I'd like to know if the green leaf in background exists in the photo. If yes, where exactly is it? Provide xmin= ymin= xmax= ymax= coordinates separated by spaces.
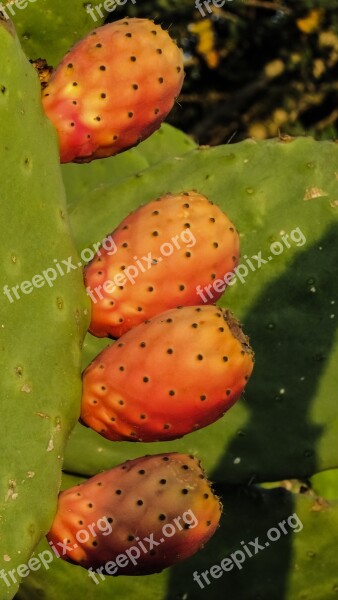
xmin=61 ymin=125 xmax=197 ymax=210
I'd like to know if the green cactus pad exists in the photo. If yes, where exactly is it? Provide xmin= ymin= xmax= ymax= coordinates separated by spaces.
xmin=16 ymin=474 xmax=338 ymax=600
xmin=65 ymin=136 xmax=338 ymax=484
xmin=61 ymin=125 xmax=197 ymax=211
xmin=0 ymin=18 xmax=88 ymax=599
xmin=9 ymin=0 xmax=107 ymax=66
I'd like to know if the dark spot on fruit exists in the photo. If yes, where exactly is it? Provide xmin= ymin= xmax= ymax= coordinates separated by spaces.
xmin=195 ymin=307 xmax=202 ymax=312
xmin=122 ymin=242 xmax=128 ymax=248
xmin=72 ymin=82 xmax=78 ymax=86
xmin=78 ymin=520 xmax=83 ymax=525
xmin=219 ymin=327 xmax=225 ymax=332
xmin=152 ymin=230 xmax=159 ymax=236
xmin=137 ymin=499 xmax=143 ymax=506
xmin=200 ymin=395 xmax=206 ymax=401
xmin=197 ymin=354 xmax=203 ymax=361
xmin=229 ymin=226 xmax=234 ymax=231
xmin=125 ymin=33 xmax=132 ymax=37
xmin=167 ymin=348 xmax=173 ymax=354
xmin=159 ymin=514 xmax=166 ymax=520
xmin=183 ymin=203 xmax=189 ymax=208
xmin=232 ymin=256 xmax=237 ymax=261
xmin=159 ymin=77 xmax=164 ymax=83
xmin=101 ymin=93 xmax=106 ymax=98
xmin=154 ymin=108 xmax=160 ymax=114
xmin=151 ymin=30 xmax=157 ymax=35
xmin=140 ymin=342 xmax=146 ymax=348
xmin=119 ymin=318 xmax=123 ymax=323
xmin=169 ymin=390 xmax=175 ymax=396
xmin=206 ymin=520 xmax=211 ymax=526
xmin=108 ymin=518 xmax=113 ymax=523
xmin=94 ymin=116 xmax=101 ymax=121
xmin=92 ymin=541 xmax=98 ymax=547
xmin=110 ymin=301 xmax=115 ymax=306
xmin=179 ymin=284 xmax=185 ymax=291
xmin=117 ymin=342 xmax=124 ymax=347
xmin=199 ymin=474 xmax=205 ymax=479
xmin=132 ymin=84 xmax=138 ymax=90
xmin=204 ymin=493 xmax=209 ymax=499
xmin=113 ymin=135 xmax=118 ymax=140
xmin=152 ymin=210 xmax=159 ymax=215
xmin=140 ymin=414 xmax=146 ymax=420
xmin=115 ymin=489 xmax=122 ymax=495
xmin=87 ymin=134 xmax=91 ymax=138
xmin=70 ymin=122 xmax=75 ymax=127
xmin=184 ymin=222 xmax=190 ymax=228
xmin=72 ymin=100 xmax=77 ymax=105
xmin=185 ymin=252 xmax=191 ymax=258
xmin=160 ymin=479 xmax=167 ymax=484
xmin=143 ymin=376 xmax=149 ymax=383
xmin=96 ymin=43 xmax=102 ymax=48
xmin=138 ymin=470 xmax=145 ymax=475
xmin=99 ymin=65 xmax=106 ymax=71
xmin=182 ymin=465 xmax=189 ymax=470
xmin=67 ymin=63 xmax=73 ymax=68
xmin=177 ymin=66 xmax=182 ymax=72
xmin=118 ymin=400 xmax=124 ymax=405
xmin=128 ymin=535 xmax=134 ymax=541
xmin=226 ymin=389 xmax=231 ymax=395
xmin=182 ymin=489 xmax=189 ymax=495
xmin=76 ymin=492 xmax=81 ymax=496
xmin=163 ymin=424 xmax=170 ymax=430
xmin=111 ymin=417 xmax=116 ymax=422
xmin=245 ymin=375 xmax=249 ymax=380
xmin=163 ymin=457 xmax=169 ymax=461
xmin=157 ymin=49 xmax=163 ymax=54
xmin=119 ymin=366 xmax=125 ymax=372
xmin=130 ymin=56 xmax=137 ymax=61
xmin=210 ymin=217 xmax=216 ymax=223
xmin=223 ymin=356 xmax=228 ymax=362
xmin=128 ymin=112 xmax=134 ymax=118
xmin=213 ymin=242 xmax=219 ymax=248
xmin=184 ymin=524 xmax=190 ymax=529
xmin=88 ymin=503 xmax=93 ymax=508
xmin=137 ymin=306 xmax=142 ymax=312
xmin=192 ymin=323 xmax=198 ymax=328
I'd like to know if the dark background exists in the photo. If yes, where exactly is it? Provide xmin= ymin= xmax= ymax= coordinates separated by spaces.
xmin=115 ymin=0 xmax=338 ymax=146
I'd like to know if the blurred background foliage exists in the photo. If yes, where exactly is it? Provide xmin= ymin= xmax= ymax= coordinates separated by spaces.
xmin=113 ymin=0 xmax=338 ymax=145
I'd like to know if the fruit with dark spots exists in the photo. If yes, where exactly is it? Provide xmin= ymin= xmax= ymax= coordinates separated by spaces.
xmin=81 ymin=305 xmax=254 ymax=441
xmin=47 ymin=453 xmax=221 ymax=574
xmin=84 ymin=191 xmax=240 ymax=338
xmin=42 ymin=18 xmax=184 ymax=163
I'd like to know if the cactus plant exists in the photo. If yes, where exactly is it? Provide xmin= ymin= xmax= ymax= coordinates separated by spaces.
xmin=1 ymin=5 xmax=337 ymax=600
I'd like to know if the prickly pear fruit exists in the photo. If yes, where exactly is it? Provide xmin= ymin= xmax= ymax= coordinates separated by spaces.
xmin=46 ymin=453 xmax=221 ymax=575
xmin=84 ymin=191 xmax=240 ymax=338
xmin=42 ymin=18 xmax=184 ymax=163
xmin=81 ymin=305 xmax=254 ymax=442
